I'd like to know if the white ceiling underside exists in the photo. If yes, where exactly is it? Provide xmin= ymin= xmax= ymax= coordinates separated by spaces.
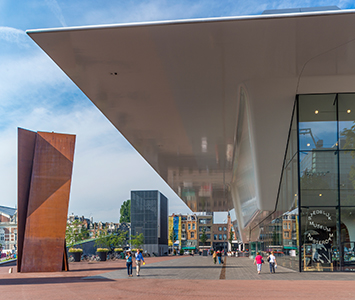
xmin=28 ymin=10 xmax=355 ymax=240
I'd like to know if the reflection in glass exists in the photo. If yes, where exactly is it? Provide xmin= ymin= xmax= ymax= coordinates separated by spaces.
xmin=301 ymin=207 xmax=338 ymax=271
xmin=339 ymin=94 xmax=355 ymax=150
xmin=300 ymin=151 xmax=338 ymax=207
xmin=252 ymin=93 xmax=355 ymax=272
xmin=339 ymin=151 xmax=355 ymax=206
xmin=340 ymin=207 xmax=355 ymax=271
xmin=299 ymin=94 xmax=337 ymax=150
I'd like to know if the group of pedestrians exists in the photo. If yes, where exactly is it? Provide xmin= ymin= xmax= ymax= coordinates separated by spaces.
xmin=125 ymin=249 xmax=145 ymax=277
xmin=254 ymin=251 xmax=277 ymax=274
xmin=212 ymin=250 xmax=224 ymax=264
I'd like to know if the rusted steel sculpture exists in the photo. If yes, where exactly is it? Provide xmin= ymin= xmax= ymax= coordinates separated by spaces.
xmin=18 ymin=128 xmax=75 ymax=272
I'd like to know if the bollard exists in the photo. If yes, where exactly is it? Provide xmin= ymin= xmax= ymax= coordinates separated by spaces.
xmin=9 ymin=267 xmax=13 ymax=273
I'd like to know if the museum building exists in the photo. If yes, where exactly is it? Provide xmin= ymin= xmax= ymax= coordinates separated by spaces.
xmin=27 ymin=6 xmax=355 ymax=271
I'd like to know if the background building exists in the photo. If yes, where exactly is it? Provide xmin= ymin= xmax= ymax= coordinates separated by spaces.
xmin=169 ymin=214 xmax=181 ymax=251
xmin=0 ymin=206 xmax=17 ymax=254
xmin=169 ymin=214 xmax=198 ymax=252
xmin=131 ymin=190 xmax=168 ymax=256
xmin=212 ymin=223 xmax=228 ymax=252
xmin=185 ymin=214 xmax=198 ymax=251
xmin=197 ymin=213 xmax=213 ymax=250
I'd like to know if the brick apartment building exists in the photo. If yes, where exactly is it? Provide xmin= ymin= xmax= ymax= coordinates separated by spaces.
xmin=0 ymin=206 xmax=17 ymax=254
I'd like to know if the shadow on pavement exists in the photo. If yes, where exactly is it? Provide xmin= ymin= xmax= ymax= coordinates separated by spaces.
xmin=0 ymin=276 xmax=114 ymax=285
xmin=69 ymin=266 xmax=124 ymax=272
xmin=143 ymin=265 xmax=239 ymax=269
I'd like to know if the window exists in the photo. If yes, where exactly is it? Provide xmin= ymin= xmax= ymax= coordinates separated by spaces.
xmin=192 ymin=223 xmax=195 ymax=230
xmin=219 ymin=234 xmax=222 ymax=240
xmin=218 ymin=227 xmax=222 ymax=231
xmin=190 ymin=232 xmax=195 ymax=238
xmin=0 ymin=229 xmax=4 ymax=242
xmin=214 ymin=234 xmax=218 ymax=240
xmin=288 ymin=223 xmax=290 ymax=229
xmin=283 ymin=223 xmax=287 ymax=230
xmin=182 ymin=224 xmax=185 ymax=230
xmin=199 ymin=219 xmax=210 ymax=224
xmin=223 ymin=227 xmax=227 ymax=231
xmin=188 ymin=224 xmax=191 ymax=230
xmin=223 ymin=234 xmax=227 ymax=240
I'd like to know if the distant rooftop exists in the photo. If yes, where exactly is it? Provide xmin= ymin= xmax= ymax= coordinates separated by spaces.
xmin=0 ymin=205 xmax=17 ymax=217
xmin=262 ymin=6 xmax=340 ymax=15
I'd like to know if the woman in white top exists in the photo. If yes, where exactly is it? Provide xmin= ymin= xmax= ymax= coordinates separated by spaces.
xmin=268 ymin=251 xmax=277 ymax=273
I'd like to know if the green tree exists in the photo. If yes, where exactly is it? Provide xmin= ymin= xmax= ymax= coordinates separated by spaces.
xmin=65 ymin=220 xmax=90 ymax=247
xmin=200 ymin=227 xmax=208 ymax=246
xmin=169 ymin=230 xmax=177 ymax=244
xmin=130 ymin=233 xmax=144 ymax=249
xmin=228 ymin=228 xmax=234 ymax=245
xmin=95 ymin=229 xmax=127 ymax=250
xmin=120 ymin=200 xmax=131 ymax=223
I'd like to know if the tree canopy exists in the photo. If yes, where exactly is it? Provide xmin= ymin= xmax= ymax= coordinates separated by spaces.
xmin=120 ymin=199 xmax=131 ymax=223
xmin=228 ymin=228 xmax=234 ymax=244
xmin=200 ymin=227 xmax=208 ymax=245
xmin=65 ymin=220 xmax=90 ymax=247
xmin=95 ymin=229 xmax=127 ymax=250
xmin=130 ymin=233 xmax=144 ymax=249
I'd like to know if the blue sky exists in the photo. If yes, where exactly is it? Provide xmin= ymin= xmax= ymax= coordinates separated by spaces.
xmin=1 ymin=0 xmax=355 ymax=222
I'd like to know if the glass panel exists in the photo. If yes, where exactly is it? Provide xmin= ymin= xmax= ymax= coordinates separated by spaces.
xmin=338 ymin=94 xmax=355 ymax=150
xmin=301 ymin=207 xmax=338 ymax=271
xmin=286 ymin=105 xmax=298 ymax=164
xmin=340 ymin=207 xmax=355 ymax=271
xmin=300 ymin=151 xmax=338 ymax=206
xmin=339 ymin=151 xmax=355 ymax=206
xmin=299 ymin=94 xmax=337 ymax=150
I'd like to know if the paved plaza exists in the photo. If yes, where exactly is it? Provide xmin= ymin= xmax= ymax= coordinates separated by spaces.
xmin=1 ymin=255 xmax=355 ymax=299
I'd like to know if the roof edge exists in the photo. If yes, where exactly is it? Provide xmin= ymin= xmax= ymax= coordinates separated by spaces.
xmin=26 ymin=8 xmax=355 ymax=35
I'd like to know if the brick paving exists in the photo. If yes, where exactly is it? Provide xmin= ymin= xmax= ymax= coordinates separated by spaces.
xmin=1 ymin=255 xmax=355 ymax=299
xmin=86 ymin=255 xmax=355 ymax=281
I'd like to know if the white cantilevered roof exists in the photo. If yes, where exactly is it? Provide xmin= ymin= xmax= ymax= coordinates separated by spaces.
xmin=27 ymin=9 xmax=355 ymax=238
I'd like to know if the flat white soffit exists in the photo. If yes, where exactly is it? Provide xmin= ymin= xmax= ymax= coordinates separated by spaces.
xmin=27 ymin=10 xmax=355 ymax=216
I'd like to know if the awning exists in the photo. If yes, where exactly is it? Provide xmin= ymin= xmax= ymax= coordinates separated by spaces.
xmin=182 ymin=247 xmax=196 ymax=250
xmin=283 ymin=246 xmax=297 ymax=250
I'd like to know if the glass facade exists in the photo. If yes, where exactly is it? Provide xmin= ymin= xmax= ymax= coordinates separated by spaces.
xmin=131 ymin=190 xmax=168 ymax=246
xmin=299 ymin=94 xmax=355 ymax=271
xmin=251 ymin=93 xmax=355 ymax=272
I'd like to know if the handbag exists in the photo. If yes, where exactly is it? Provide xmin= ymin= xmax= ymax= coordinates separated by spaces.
xmin=267 ymin=257 xmax=270 ymax=262
xmin=261 ymin=259 xmax=264 ymax=263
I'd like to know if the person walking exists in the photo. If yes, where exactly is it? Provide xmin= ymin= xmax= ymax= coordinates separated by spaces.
xmin=212 ymin=250 xmax=217 ymax=264
xmin=126 ymin=251 xmax=133 ymax=277
xmin=135 ymin=249 xmax=145 ymax=277
xmin=254 ymin=251 xmax=264 ymax=274
xmin=217 ymin=250 xmax=222 ymax=264
xmin=267 ymin=251 xmax=277 ymax=273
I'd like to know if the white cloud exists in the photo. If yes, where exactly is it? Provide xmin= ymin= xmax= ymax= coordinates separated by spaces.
xmin=45 ymin=0 xmax=67 ymax=27
xmin=0 ymin=27 xmax=29 ymax=46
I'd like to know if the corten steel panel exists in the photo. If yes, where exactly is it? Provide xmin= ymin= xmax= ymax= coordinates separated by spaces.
xmin=18 ymin=129 xmax=75 ymax=272
xmin=17 ymin=128 xmax=37 ymax=272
